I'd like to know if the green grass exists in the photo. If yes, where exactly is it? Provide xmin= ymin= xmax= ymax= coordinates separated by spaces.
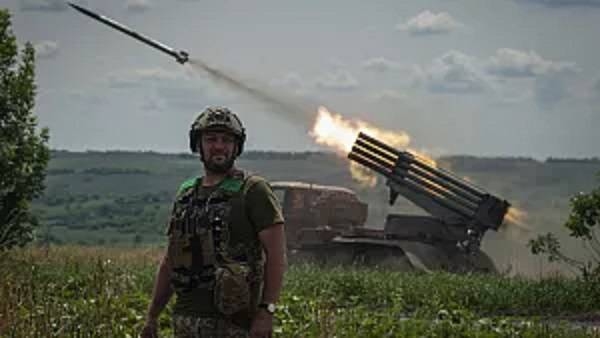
xmin=1 ymin=246 xmax=599 ymax=337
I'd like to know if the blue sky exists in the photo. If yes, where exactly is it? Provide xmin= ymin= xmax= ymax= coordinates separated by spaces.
xmin=5 ymin=0 xmax=600 ymax=158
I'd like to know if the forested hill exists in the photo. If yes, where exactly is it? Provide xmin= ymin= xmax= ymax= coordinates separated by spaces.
xmin=35 ymin=150 xmax=600 ymax=275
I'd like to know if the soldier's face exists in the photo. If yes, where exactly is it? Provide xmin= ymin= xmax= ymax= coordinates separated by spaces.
xmin=200 ymin=131 xmax=237 ymax=173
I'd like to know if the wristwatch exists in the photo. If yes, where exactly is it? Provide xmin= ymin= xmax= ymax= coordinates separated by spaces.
xmin=258 ymin=302 xmax=276 ymax=315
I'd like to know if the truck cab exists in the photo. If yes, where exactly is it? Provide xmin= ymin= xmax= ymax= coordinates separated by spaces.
xmin=270 ymin=181 xmax=368 ymax=249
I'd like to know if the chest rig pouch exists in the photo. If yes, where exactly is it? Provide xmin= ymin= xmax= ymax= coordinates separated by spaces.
xmin=168 ymin=172 xmax=258 ymax=316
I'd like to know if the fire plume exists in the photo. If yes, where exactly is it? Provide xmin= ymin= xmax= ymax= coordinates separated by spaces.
xmin=505 ymin=207 xmax=528 ymax=228
xmin=310 ymin=106 xmax=411 ymax=154
xmin=501 ymin=206 xmax=531 ymax=242
xmin=349 ymin=162 xmax=378 ymax=187
xmin=309 ymin=106 xmax=436 ymax=186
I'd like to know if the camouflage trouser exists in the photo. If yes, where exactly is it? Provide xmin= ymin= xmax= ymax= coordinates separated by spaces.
xmin=172 ymin=314 xmax=249 ymax=338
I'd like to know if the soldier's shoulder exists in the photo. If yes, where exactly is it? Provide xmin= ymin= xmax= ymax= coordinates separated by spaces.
xmin=218 ymin=170 xmax=266 ymax=194
xmin=176 ymin=176 xmax=199 ymax=196
xmin=242 ymin=173 xmax=276 ymax=196
xmin=245 ymin=173 xmax=267 ymax=185
xmin=238 ymin=170 xmax=266 ymax=184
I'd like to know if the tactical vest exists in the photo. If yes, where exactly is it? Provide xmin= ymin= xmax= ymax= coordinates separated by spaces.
xmin=167 ymin=171 xmax=264 ymax=315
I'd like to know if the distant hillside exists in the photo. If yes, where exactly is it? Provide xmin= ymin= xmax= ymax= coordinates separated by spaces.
xmin=33 ymin=150 xmax=600 ymax=276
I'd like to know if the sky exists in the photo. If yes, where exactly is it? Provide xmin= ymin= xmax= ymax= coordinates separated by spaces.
xmin=4 ymin=0 xmax=600 ymax=158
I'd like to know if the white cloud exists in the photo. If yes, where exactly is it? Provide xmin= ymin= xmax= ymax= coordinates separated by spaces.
xmin=396 ymin=10 xmax=462 ymax=35
xmin=269 ymin=72 xmax=308 ymax=95
xmin=485 ymin=49 xmax=579 ymax=107
xmin=486 ymin=48 xmax=579 ymax=78
xmin=362 ymin=57 xmax=401 ymax=72
xmin=408 ymin=48 xmax=580 ymax=106
xmin=490 ymin=78 xmax=534 ymax=104
xmin=413 ymin=50 xmax=489 ymax=94
xmin=19 ymin=0 xmax=69 ymax=11
xmin=104 ymin=67 xmax=230 ymax=112
xmin=314 ymin=69 xmax=359 ymax=91
xmin=125 ymin=0 xmax=151 ymax=13
xmin=410 ymin=49 xmax=578 ymax=107
xmin=34 ymin=40 xmax=59 ymax=59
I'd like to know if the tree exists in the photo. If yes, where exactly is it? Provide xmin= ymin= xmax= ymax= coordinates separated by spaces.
xmin=528 ymin=172 xmax=600 ymax=278
xmin=0 ymin=9 xmax=50 ymax=250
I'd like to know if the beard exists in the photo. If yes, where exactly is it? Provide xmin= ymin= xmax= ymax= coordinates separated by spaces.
xmin=202 ymin=153 xmax=235 ymax=174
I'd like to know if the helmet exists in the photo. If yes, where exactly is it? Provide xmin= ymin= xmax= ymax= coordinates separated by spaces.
xmin=189 ymin=106 xmax=246 ymax=156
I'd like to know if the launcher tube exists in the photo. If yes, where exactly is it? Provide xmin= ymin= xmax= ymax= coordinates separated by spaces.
xmin=354 ymin=138 xmax=483 ymax=205
xmin=349 ymin=152 xmax=475 ymax=219
xmin=357 ymin=132 xmax=486 ymax=199
xmin=391 ymin=166 xmax=479 ymax=212
xmin=408 ymin=157 xmax=486 ymax=199
xmin=347 ymin=153 xmax=392 ymax=177
xmin=397 ymin=163 xmax=482 ymax=206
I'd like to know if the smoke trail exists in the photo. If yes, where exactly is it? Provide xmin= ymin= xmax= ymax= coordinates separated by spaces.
xmin=187 ymin=58 xmax=317 ymax=128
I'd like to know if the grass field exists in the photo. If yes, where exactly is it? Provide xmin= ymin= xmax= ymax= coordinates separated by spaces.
xmin=1 ymin=246 xmax=599 ymax=337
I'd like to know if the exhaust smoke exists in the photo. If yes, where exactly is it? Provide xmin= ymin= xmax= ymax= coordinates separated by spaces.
xmin=187 ymin=58 xmax=317 ymax=129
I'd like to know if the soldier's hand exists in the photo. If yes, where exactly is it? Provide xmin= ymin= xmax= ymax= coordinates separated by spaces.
xmin=139 ymin=319 xmax=158 ymax=338
xmin=250 ymin=310 xmax=273 ymax=338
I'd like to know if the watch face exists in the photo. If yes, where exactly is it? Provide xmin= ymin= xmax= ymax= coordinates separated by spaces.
xmin=260 ymin=303 xmax=276 ymax=314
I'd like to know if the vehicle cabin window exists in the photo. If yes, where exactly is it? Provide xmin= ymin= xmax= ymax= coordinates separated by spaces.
xmin=273 ymin=188 xmax=287 ymax=206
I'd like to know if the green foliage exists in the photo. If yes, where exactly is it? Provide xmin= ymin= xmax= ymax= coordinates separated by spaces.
xmin=529 ymin=172 xmax=600 ymax=277
xmin=529 ymin=233 xmax=572 ymax=264
xmin=1 ymin=247 xmax=597 ymax=337
xmin=0 ymin=9 xmax=50 ymax=250
xmin=564 ymin=185 xmax=600 ymax=240
xmin=0 ymin=247 xmax=165 ymax=337
xmin=275 ymin=265 xmax=600 ymax=337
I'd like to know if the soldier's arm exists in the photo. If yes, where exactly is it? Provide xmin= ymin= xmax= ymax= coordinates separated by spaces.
xmin=245 ymin=178 xmax=287 ymax=305
xmin=258 ymin=223 xmax=287 ymax=305
xmin=144 ymin=250 xmax=174 ymax=326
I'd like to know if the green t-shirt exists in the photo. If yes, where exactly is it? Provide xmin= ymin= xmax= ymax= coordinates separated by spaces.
xmin=169 ymin=174 xmax=284 ymax=319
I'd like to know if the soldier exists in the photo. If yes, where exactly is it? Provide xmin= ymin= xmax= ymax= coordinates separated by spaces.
xmin=140 ymin=106 xmax=287 ymax=338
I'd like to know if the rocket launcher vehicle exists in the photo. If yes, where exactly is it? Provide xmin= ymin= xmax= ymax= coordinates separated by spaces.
xmin=348 ymin=132 xmax=511 ymax=252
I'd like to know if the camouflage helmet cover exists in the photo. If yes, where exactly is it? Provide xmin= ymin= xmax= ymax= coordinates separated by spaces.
xmin=189 ymin=106 xmax=246 ymax=155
